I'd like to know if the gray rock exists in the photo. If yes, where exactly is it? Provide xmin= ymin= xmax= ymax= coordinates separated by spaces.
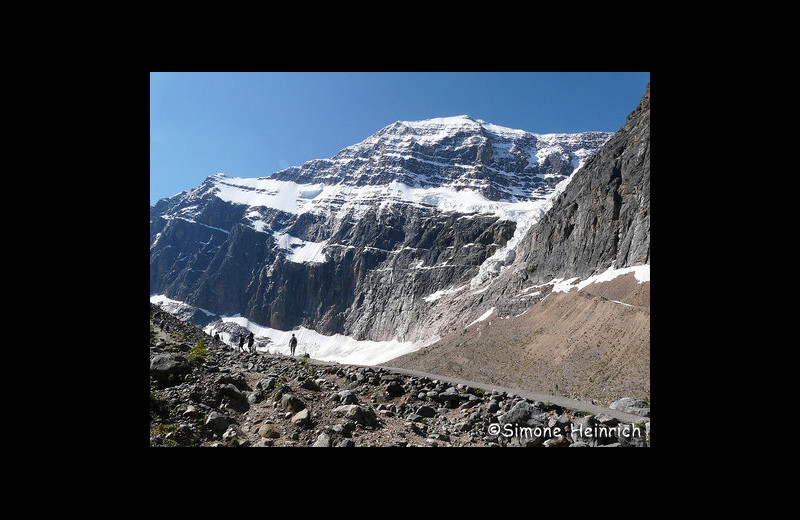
xmin=299 ymin=378 xmax=320 ymax=391
xmin=281 ymin=393 xmax=305 ymax=413
xmin=594 ymin=412 xmax=620 ymax=426
xmin=438 ymin=387 xmax=462 ymax=402
xmin=543 ymin=435 xmax=570 ymax=447
xmin=385 ymin=381 xmax=405 ymax=397
xmin=498 ymin=401 xmax=548 ymax=427
xmin=204 ymin=411 xmax=230 ymax=432
xmin=290 ymin=408 xmax=312 ymax=427
xmin=257 ymin=377 xmax=276 ymax=392
xmin=609 ymin=397 xmax=650 ymax=417
xmin=337 ymin=390 xmax=358 ymax=404
xmin=453 ymin=421 xmax=471 ymax=432
xmin=332 ymin=404 xmax=378 ymax=426
xmin=258 ymin=422 xmax=281 ymax=439
xmin=222 ymin=426 xmax=239 ymax=443
xmin=312 ymin=433 xmax=331 ymax=447
xmin=415 ymin=405 xmax=436 ymax=418
xmin=150 ymin=353 xmax=190 ymax=381
xmin=182 ymin=405 xmax=201 ymax=418
xmin=548 ymin=413 xmax=572 ymax=430
xmin=219 ymin=383 xmax=243 ymax=400
xmin=332 ymin=421 xmax=356 ymax=436
xmin=515 ymin=84 xmax=650 ymax=286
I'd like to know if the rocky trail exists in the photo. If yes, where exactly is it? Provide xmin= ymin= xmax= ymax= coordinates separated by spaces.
xmin=150 ymin=304 xmax=650 ymax=447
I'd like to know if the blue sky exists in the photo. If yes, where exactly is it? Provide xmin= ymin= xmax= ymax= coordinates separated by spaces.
xmin=150 ymin=72 xmax=650 ymax=205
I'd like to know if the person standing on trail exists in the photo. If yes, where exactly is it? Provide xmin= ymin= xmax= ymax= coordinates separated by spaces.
xmin=289 ymin=334 xmax=298 ymax=356
xmin=213 ymin=331 xmax=220 ymax=349
xmin=237 ymin=334 xmax=245 ymax=353
xmin=247 ymin=331 xmax=255 ymax=353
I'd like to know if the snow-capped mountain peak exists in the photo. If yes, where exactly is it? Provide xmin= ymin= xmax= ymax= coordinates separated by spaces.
xmin=269 ymin=115 xmax=611 ymax=202
xmin=150 ymin=115 xmax=614 ymax=350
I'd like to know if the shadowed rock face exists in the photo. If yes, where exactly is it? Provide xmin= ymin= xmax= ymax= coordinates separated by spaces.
xmin=517 ymin=83 xmax=650 ymax=283
xmin=150 ymin=116 xmax=611 ymax=342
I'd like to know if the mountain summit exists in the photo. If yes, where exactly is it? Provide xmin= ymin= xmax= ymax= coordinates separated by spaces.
xmin=150 ymin=115 xmax=613 ymax=362
xmin=270 ymin=114 xmax=611 ymax=202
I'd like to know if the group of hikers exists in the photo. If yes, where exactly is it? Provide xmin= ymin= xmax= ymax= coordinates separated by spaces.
xmin=154 ymin=308 xmax=297 ymax=356
xmin=210 ymin=330 xmax=298 ymax=356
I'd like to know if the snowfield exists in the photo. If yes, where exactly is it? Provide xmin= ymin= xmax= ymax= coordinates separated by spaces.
xmin=151 ymin=294 xmax=427 ymax=365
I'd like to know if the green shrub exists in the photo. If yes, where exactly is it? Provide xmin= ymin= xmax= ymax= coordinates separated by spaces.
xmin=187 ymin=339 xmax=208 ymax=366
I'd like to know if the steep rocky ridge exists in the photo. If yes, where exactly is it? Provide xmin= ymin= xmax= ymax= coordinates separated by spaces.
xmin=515 ymin=83 xmax=650 ymax=282
xmin=405 ymin=83 xmax=650 ymax=339
xmin=385 ymin=84 xmax=650 ymax=404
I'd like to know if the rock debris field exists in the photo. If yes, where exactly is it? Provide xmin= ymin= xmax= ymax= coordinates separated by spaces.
xmin=150 ymin=304 xmax=650 ymax=447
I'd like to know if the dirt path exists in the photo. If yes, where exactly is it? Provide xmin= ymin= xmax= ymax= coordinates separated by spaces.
xmin=306 ymin=357 xmax=649 ymax=424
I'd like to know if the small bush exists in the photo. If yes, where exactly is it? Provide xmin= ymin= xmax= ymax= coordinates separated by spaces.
xmin=187 ymin=339 xmax=208 ymax=366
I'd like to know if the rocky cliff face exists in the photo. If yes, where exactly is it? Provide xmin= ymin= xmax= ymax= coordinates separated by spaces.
xmin=150 ymin=116 xmax=611 ymax=343
xmin=383 ymin=85 xmax=650 ymax=405
xmin=398 ymin=84 xmax=650 ymax=344
xmin=516 ymin=83 xmax=650 ymax=283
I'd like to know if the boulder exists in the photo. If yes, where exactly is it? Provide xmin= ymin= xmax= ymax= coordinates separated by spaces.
xmin=281 ymin=393 xmax=305 ymax=413
xmin=150 ymin=353 xmax=190 ymax=381
xmin=415 ymin=405 xmax=436 ymax=418
xmin=290 ymin=409 xmax=312 ymax=428
xmin=219 ymin=383 xmax=244 ymax=400
xmin=299 ymin=378 xmax=320 ymax=391
xmin=312 ymin=432 xmax=331 ymax=447
xmin=204 ymin=411 xmax=230 ymax=432
xmin=257 ymin=377 xmax=276 ymax=392
xmin=609 ymin=397 xmax=650 ymax=417
xmin=438 ymin=387 xmax=462 ymax=402
xmin=333 ymin=404 xmax=378 ymax=426
xmin=337 ymin=390 xmax=358 ymax=405
xmin=258 ymin=422 xmax=281 ymax=439
xmin=385 ymin=381 xmax=406 ymax=397
xmin=498 ymin=401 xmax=548 ymax=427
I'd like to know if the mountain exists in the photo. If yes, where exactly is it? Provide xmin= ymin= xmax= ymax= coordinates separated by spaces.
xmin=384 ymin=84 xmax=650 ymax=403
xmin=150 ymin=115 xmax=613 ymax=361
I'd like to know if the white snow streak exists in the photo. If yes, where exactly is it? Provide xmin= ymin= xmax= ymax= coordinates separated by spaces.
xmin=465 ymin=307 xmax=495 ymax=328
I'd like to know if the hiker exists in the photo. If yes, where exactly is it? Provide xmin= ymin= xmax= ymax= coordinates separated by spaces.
xmin=237 ymin=334 xmax=245 ymax=353
xmin=213 ymin=331 xmax=220 ymax=349
xmin=289 ymin=333 xmax=298 ymax=356
xmin=159 ymin=319 xmax=165 ymax=332
xmin=247 ymin=331 xmax=255 ymax=353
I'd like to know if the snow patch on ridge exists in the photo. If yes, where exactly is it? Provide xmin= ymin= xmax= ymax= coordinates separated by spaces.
xmin=549 ymin=264 xmax=650 ymax=293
